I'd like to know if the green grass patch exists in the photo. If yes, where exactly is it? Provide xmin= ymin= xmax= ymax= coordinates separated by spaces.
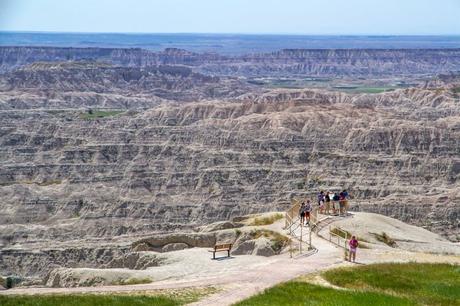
xmin=235 ymin=281 xmax=414 ymax=306
xmin=237 ymin=263 xmax=459 ymax=306
xmin=79 ymin=110 xmax=125 ymax=120
xmin=0 ymin=286 xmax=218 ymax=306
xmin=250 ymin=213 xmax=284 ymax=226
xmin=352 ymin=87 xmax=396 ymax=94
xmin=322 ymin=263 xmax=460 ymax=306
xmin=0 ymin=294 xmax=180 ymax=306
xmin=452 ymin=86 xmax=460 ymax=94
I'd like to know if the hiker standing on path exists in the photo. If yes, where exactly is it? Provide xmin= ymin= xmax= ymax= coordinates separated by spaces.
xmin=317 ymin=191 xmax=325 ymax=214
xmin=339 ymin=189 xmax=350 ymax=215
xmin=339 ymin=190 xmax=347 ymax=215
xmin=324 ymin=191 xmax=331 ymax=215
xmin=332 ymin=192 xmax=340 ymax=215
xmin=348 ymin=236 xmax=358 ymax=262
xmin=304 ymin=200 xmax=312 ymax=225
xmin=299 ymin=202 xmax=306 ymax=225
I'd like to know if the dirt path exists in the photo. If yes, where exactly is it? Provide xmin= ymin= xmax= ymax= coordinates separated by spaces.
xmin=1 ymin=234 xmax=343 ymax=305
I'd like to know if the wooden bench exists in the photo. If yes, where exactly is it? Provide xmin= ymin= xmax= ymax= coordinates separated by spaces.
xmin=209 ymin=243 xmax=232 ymax=259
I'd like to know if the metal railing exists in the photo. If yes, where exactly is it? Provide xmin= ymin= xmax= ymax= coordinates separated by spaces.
xmin=328 ymin=225 xmax=348 ymax=249
xmin=285 ymin=197 xmax=320 ymax=255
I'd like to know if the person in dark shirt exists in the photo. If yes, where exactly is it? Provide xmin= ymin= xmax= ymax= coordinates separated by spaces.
xmin=304 ymin=200 xmax=312 ymax=225
xmin=325 ymin=191 xmax=331 ymax=214
xmin=317 ymin=191 xmax=325 ymax=214
xmin=299 ymin=202 xmax=306 ymax=225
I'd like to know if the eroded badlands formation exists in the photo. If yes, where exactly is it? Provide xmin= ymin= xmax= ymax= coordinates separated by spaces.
xmin=0 ymin=46 xmax=459 ymax=283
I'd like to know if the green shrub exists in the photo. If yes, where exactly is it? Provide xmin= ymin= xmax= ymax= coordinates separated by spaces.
xmin=5 ymin=277 xmax=12 ymax=289
xmin=111 ymin=277 xmax=152 ymax=286
xmin=250 ymin=213 xmax=284 ymax=226
xmin=372 ymin=232 xmax=397 ymax=247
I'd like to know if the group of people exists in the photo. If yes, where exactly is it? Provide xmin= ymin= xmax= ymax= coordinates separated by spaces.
xmin=298 ymin=189 xmax=351 ymax=223
xmin=297 ymin=189 xmax=358 ymax=262
xmin=317 ymin=190 xmax=350 ymax=216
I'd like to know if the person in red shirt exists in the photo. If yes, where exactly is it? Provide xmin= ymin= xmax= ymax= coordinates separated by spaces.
xmin=349 ymin=236 xmax=358 ymax=262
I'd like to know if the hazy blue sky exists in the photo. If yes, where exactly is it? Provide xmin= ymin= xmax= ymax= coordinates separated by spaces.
xmin=1 ymin=0 xmax=459 ymax=35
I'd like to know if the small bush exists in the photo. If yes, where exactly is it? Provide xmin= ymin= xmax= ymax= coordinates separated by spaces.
xmin=373 ymin=232 xmax=397 ymax=247
xmin=5 ymin=277 xmax=13 ymax=289
xmin=250 ymin=213 xmax=284 ymax=226
xmin=111 ymin=277 xmax=152 ymax=286
xmin=249 ymin=229 xmax=291 ymax=252
xmin=37 ymin=179 xmax=62 ymax=186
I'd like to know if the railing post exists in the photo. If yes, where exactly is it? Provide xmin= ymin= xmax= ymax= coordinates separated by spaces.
xmin=300 ymin=222 xmax=303 ymax=254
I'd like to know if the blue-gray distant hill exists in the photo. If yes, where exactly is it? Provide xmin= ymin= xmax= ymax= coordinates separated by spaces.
xmin=2 ymin=32 xmax=460 ymax=55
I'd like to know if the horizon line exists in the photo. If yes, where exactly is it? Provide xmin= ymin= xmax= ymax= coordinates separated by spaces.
xmin=1 ymin=30 xmax=460 ymax=37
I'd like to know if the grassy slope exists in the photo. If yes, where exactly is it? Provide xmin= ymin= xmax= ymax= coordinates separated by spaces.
xmin=323 ymin=263 xmax=460 ymax=306
xmin=236 ymin=263 xmax=460 ymax=306
xmin=0 ymin=287 xmax=217 ymax=306
xmin=236 ymin=282 xmax=414 ymax=306
xmin=0 ymin=295 xmax=182 ymax=306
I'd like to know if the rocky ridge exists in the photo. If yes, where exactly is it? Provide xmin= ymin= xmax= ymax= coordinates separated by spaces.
xmin=2 ymin=46 xmax=460 ymax=77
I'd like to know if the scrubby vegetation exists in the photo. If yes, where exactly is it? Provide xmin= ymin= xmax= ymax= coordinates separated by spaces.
xmin=237 ymin=263 xmax=460 ymax=306
xmin=110 ymin=277 xmax=152 ymax=286
xmin=372 ymin=232 xmax=397 ymax=247
xmin=0 ymin=276 xmax=21 ymax=289
xmin=250 ymin=213 xmax=284 ymax=226
xmin=248 ymin=229 xmax=291 ymax=252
